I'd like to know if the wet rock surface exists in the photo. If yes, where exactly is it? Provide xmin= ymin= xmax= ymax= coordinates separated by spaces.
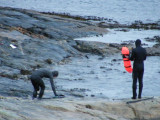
xmin=0 ymin=7 xmax=160 ymax=120
xmin=0 ymin=96 xmax=160 ymax=120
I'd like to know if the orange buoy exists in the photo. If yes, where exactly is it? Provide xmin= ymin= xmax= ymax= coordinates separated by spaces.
xmin=121 ymin=47 xmax=133 ymax=73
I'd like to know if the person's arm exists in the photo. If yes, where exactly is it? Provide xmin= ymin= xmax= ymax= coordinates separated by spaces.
xmin=144 ymin=49 xmax=147 ymax=60
xmin=129 ymin=49 xmax=135 ymax=61
xmin=50 ymin=79 xmax=58 ymax=96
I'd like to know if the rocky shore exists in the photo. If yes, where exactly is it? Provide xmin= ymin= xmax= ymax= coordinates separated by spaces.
xmin=0 ymin=7 xmax=160 ymax=120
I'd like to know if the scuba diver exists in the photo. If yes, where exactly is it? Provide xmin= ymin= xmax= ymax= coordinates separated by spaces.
xmin=30 ymin=69 xmax=59 ymax=99
xmin=129 ymin=39 xmax=147 ymax=99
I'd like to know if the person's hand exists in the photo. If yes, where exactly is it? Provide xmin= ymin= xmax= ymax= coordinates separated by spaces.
xmin=55 ymin=94 xmax=65 ymax=98
xmin=57 ymin=94 xmax=65 ymax=97
xmin=125 ymin=55 xmax=129 ymax=59
xmin=122 ymin=55 xmax=129 ymax=58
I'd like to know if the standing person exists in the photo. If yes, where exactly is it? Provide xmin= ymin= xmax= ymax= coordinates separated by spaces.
xmin=130 ymin=39 xmax=147 ymax=99
xmin=30 ymin=69 xmax=59 ymax=99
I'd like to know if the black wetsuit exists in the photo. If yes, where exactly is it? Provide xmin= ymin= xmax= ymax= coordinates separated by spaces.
xmin=30 ymin=69 xmax=57 ymax=99
xmin=130 ymin=42 xmax=147 ymax=99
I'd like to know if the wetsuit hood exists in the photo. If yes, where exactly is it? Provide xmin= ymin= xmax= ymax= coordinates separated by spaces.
xmin=135 ymin=39 xmax=141 ymax=47
xmin=52 ymin=71 xmax=58 ymax=77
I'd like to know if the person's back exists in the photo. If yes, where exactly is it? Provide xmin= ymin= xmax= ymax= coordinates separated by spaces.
xmin=131 ymin=45 xmax=146 ymax=70
xmin=31 ymin=69 xmax=53 ymax=80
xmin=130 ymin=39 xmax=147 ymax=99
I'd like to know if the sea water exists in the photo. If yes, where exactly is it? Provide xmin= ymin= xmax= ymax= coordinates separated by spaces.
xmin=54 ymin=55 xmax=160 ymax=99
xmin=0 ymin=0 xmax=160 ymax=24
xmin=76 ymin=28 xmax=160 ymax=47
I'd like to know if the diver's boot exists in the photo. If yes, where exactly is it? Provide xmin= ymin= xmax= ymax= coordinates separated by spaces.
xmin=131 ymin=96 xmax=136 ymax=99
xmin=138 ymin=96 xmax=141 ymax=99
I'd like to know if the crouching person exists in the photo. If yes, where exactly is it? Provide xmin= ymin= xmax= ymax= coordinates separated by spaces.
xmin=30 ymin=69 xmax=59 ymax=99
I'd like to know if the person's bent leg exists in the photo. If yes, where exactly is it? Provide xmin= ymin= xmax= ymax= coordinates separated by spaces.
xmin=33 ymin=90 xmax=38 ymax=99
xmin=38 ymin=80 xmax=45 ymax=99
xmin=31 ymin=78 xmax=39 ymax=99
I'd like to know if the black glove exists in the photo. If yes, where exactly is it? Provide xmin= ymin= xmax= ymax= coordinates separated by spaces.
xmin=55 ymin=94 xmax=65 ymax=98
xmin=122 ymin=54 xmax=129 ymax=58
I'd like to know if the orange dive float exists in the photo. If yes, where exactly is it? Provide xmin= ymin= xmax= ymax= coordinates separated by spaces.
xmin=121 ymin=47 xmax=133 ymax=73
